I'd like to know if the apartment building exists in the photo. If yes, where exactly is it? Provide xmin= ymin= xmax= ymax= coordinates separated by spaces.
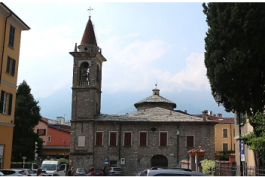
xmin=0 ymin=3 xmax=30 ymax=169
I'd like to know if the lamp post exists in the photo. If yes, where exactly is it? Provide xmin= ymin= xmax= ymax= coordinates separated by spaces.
xmin=176 ymin=128 xmax=179 ymax=167
xmin=63 ymin=140 xmax=66 ymax=158
xmin=214 ymin=92 xmax=242 ymax=176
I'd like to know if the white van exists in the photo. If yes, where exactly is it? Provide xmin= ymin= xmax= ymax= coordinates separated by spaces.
xmin=32 ymin=160 xmax=67 ymax=176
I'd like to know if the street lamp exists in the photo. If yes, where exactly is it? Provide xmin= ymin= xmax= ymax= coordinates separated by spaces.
xmin=63 ymin=140 xmax=66 ymax=158
xmin=213 ymin=92 xmax=243 ymax=176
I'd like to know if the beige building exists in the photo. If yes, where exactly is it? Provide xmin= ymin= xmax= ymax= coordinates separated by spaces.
xmin=234 ymin=112 xmax=255 ymax=167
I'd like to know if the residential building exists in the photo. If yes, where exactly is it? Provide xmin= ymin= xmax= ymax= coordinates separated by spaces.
xmin=33 ymin=117 xmax=70 ymax=159
xmin=69 ymin=15 xmax=217 ymax=175
xmin=194 ymin=112 xmax=235 ymax=160
xmin=234 ymin=112 xmax=255 ymax=167
xmin=0 ymin=3 xmax=30 ymax=169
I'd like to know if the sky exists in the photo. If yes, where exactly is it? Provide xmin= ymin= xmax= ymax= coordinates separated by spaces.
xmin=5 ymin=2 xmax=235 ymax=120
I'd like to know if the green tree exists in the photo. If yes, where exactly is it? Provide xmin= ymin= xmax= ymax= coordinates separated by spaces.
xmin=12 ymin=80 xmax=43 ymax=161
xmin=203 ymin=3 xmax=265 ymax=167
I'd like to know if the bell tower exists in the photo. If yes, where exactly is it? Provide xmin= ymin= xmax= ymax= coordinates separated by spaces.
xmin=69 ymin=14 xmax=106 ymax=168
xmin=70 ymin=15 xmax=106 ymax=120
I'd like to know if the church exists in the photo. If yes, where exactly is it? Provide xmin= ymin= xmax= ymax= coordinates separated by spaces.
xmin=69 ymin=15 xmax=217 ymax=176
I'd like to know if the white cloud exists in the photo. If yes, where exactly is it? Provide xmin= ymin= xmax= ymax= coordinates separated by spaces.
xmin=102 ymin=37 xmax=210 ymax=93
xmin=17 ymin=24 xmax=75 ymax=98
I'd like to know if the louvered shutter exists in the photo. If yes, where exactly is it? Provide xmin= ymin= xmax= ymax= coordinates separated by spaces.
xmin=6 ymin=57 xmax=11 ymax=73
xmin=8 ymin=93 xmax=12 ymax=115
xmin=0 ymin=91 xmax=5 ymax=113
xmin=11 ymin=59 xmax=16 ymax=76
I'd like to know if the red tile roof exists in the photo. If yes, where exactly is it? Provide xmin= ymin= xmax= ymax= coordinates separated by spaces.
xmin=81 ymin=18 xmax=97 ymax=46
xmin=193 ymin=114 xmax=234 ymax=124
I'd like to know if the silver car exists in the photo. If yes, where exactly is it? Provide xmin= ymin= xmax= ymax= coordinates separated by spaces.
xmin=0 ymin=169 xmax=26 ymax=176
xmin=147 ymin=169 xmax=208 ymax=176
xmin=107 ymin=167 xmax=123 ymax=176
xmin=12 ymin=169 xmax=35 ymax=176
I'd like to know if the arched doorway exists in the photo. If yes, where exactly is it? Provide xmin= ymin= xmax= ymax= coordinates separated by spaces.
xmin=151 ymin=155 xmax=168 ymax=167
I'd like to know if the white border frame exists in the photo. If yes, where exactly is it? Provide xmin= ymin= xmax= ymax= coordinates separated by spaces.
xmin=222 ymin=128 xmax=228 ymax=138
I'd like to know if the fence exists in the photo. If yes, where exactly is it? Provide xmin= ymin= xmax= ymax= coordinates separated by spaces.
xmin=215 ymin=162 xmax=265 ymax=176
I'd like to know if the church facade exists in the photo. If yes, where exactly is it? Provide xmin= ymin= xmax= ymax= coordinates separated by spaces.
xmin=69 ymin=16 xmax=217 ymax=176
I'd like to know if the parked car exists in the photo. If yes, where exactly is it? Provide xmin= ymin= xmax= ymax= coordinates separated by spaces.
xmin=0 ymin=172 xmax=4 ymax=176
xmin=74 ymin=168 xmax=87 ymax=176
xmin=136 ymin=170 xmax=147 ymax=176
xmin=147 ymin=168 xmax=208 ymax=176
xmin=106 ymin=167 xmax=123 ymax=176
xmin=94 ymin=169 xmax=104 ymax=176
xmin=11 ymin=168 xmax=35 ymax=176
xmin=0 ymin=169 xmax=26 ymax=176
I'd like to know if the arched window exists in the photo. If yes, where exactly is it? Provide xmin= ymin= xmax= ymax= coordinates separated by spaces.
xmin=80 ymin=62 xmax=89 ymax=85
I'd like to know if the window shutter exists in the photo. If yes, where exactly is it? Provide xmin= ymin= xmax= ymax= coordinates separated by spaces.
xmin=160 ymin=132 xmax=167 ymax=146
xmin=124 ymin=132 xmax=131 ymax=146
xmin=11 ymin=59 xmax=16 ymax=76
xmin=8 ymin=93 xmax=12 ymax=115
xmin=140 ymin=132 xmax=147 ymax=146
xmin=187 ymin=136 xmax=194 ymax=147
xmin=0 ymin=91 xmax=5 ymax=113
xmin=96 ymin=132 xmax=103 ymax=146
xmin=110 ymin=132 xmax=117 ymax=146
xmin=6 ymin=57 xmax=11 ymax=73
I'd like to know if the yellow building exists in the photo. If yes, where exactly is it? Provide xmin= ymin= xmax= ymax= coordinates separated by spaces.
xmin=0 ymin=3 xmax=30 ymax=169
xmin=194 ymin=111 xmax=235 ymax=159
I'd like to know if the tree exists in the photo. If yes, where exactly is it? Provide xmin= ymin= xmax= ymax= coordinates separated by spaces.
xmin=12 ymin=80 xmax=43 ymax=161
xmin=203 ymin=3 xmax=265 ymax=167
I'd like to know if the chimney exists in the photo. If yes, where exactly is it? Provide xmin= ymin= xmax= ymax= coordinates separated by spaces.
xmin=204 ymin=110 xmax=208 ymax=115
xmin=210 ymin=111 xmax=212 ymax=116
xmin=202 ymin=110 xmax=207 ymax=121
xmin=218 ymin=113 xmax=222 ymax=117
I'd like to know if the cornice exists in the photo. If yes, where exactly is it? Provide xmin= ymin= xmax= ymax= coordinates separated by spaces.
xmin=0 ymin=121 xmax=14 ymax=127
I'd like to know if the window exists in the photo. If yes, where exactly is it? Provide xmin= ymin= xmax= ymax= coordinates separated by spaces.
xmin=233 ymin=129 xmax=235 ymax=137
xmin=223 ymin=129 xmax=228 ymax=138
xmin=159 ymin=132 xmax=167 ymax=146
xmin=223 ymin=143 xmax=228 ymax=151
xmin=0 ymin=90 xmax=13 ymax=115
xmin=187 ymin=136 xmax=194 ymax=147
xmin=124 ymin=132 xmax=131 ymax=147
xmin=47 ymin=136 xmax=51 ymax=142
xmin=6 ymin=56 xmax=16 ymax=76
xmin=37 ymin=129 xmax=46 ymax=136
xmin=78 ymin=136 xmax=85 ymax=147
xmin=139 ymin=132 xmax=147 ymax=146
xmin=109 ymin=132 xmax=117 ymax=146
xmin=8 ymin=25 xmax=15 ymax=48
xmin=96 ymin=132 xmax=103 ymax=146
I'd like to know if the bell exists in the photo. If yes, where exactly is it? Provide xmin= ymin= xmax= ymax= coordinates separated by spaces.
xmin=82 ymin=73 xmax=87 ymax=77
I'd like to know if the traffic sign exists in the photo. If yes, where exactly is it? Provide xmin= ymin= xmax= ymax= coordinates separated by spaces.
xmin=104 ymin=157 xmax=108 ymax=164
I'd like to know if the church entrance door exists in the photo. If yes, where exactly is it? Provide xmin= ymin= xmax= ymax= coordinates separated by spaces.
xmin=151 ymin=155 xmax=168 ymax=167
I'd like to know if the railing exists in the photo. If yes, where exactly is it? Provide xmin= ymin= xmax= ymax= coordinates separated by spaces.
xmin=214 ymin=163 xmax=265 ymax=176
xmin=79 ymin=81 xmax=89 ymax=86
